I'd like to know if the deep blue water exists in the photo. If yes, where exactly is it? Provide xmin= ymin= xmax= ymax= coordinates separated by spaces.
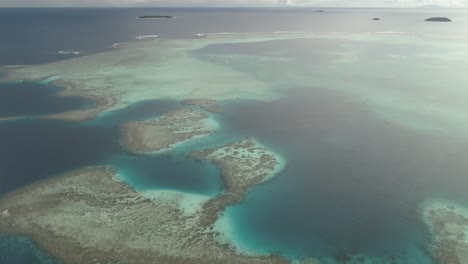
xmin=1 ymin=7 xmax=467 ymax=65
xmin=2 ymin=7 xmax=468 ymax=264
xmin=197 ymin=38 xmax=468 ymax=260
xmin=0 ymin=81 xmax=91 ymax=118
xmin=217 ymin=89 xmax=468 ymax=260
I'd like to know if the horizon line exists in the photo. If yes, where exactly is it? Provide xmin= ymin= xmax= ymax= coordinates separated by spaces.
xmin=0 ymin=6 xmax=463 ymax=9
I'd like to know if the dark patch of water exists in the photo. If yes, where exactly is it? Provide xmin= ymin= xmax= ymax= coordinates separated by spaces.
xmin=0 ymin=81 xmax=91 ymax=118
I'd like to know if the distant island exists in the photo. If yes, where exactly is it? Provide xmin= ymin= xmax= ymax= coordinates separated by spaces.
xmin=138 ymin=15 xmax=174 ymax=19
xmin=425 ymin=17 xmax=452 ymax=22
xmin=372 ymin=18 xmax=381 ymax=21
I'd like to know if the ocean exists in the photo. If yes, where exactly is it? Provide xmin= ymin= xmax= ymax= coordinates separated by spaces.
xmin=1 ymin=7 xmax=468 ymax=264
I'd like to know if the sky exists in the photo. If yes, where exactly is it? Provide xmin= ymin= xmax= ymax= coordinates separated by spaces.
xmin=0 ymin=0 xmax=465 ymax=7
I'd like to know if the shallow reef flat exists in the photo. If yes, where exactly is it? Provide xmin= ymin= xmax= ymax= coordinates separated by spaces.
xmin=192 ymin=139 xmax=285 ymax=228
xmin=0 ymin=32 xmax=429 ymax=121
xmin=420 ymin=200 xmax=468 ymax=264
xmin=197 ymin=34 xmax=468 ymax=137
xmin=121 ymin=108 xmax=218 ymax=154
xmin=1 ymin=34 xmax=296 ymax=120
xmin=182 ymin=99 xmax=223 ymax=113
xmin=4 ymin=32 xmax=468 ymax=136
xmin=41 ymin=79 xmax=114 ymax=121
xmin=0 ymin=139 xmax=286 ymax=264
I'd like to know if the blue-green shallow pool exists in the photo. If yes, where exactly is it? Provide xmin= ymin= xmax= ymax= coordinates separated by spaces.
xmin=110 ymin=153 xmax=221 ymax=195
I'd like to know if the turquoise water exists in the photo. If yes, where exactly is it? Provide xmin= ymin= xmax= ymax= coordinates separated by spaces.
xmin=5 ymin=81 xmax=467 ymax=263
xmin=0 ymin=98 xmax=227 ymax=262
xmin=3 ymin=87 xmax=452 ymax=263
xmin=3 ymin=7 xmax=468 ymax=264
xmin=196 ymin=37 xmax=468 ymax=263
xmin=110 ymin=153 xmax=221 ymax=195
xmin=4 ymin=57 xmax=468 ymax=264
xmin=0 ymin=98 xmax=226 ymax=195
xmin=213 ymin=88 xmax=468 ymax=262
xmin=5 ymin=41 xmax=468 ymax=263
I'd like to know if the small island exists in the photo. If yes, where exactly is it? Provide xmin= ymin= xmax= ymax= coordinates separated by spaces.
xmin=425 ymin=17 xmax=452 ymax=22
xmin=138 ymin=15 xmax=174 ymax=19
xmin=372 ymin=18 xmax=381 ymax=21
xmin=121 ymin=108 xmax=218 ymax=154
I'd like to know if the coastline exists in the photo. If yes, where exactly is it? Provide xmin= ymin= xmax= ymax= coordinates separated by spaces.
xmin=0 ymin=137 xmax=288 ymax=264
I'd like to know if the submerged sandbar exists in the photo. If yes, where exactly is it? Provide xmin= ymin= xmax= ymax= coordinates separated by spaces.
xmin=1 ymin=33 xmax=287 ymax=120
xmin=4 ymin=32 xmax=468 ymax=137
xmin=121 ymin=108 xmax=217 ymax=154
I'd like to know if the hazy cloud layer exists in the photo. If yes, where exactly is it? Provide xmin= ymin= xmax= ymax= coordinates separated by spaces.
xmin=0 ymin=0 xmax=465 ymax=8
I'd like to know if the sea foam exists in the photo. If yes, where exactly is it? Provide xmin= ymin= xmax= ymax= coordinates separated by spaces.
xmin=58 ymin=50 xmax=80 ymax=55
xmin=136 ymin=35 xmax=159 ymax=40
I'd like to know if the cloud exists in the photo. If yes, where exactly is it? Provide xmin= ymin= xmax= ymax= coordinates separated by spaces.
xmin=0 ymin=0 xmax=466 ymax=7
